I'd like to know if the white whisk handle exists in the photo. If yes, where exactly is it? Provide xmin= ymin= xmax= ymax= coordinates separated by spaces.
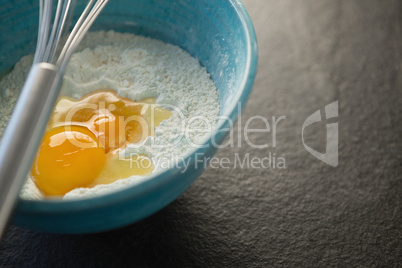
xmin=0 ymin=63 xmax=61 ymax=238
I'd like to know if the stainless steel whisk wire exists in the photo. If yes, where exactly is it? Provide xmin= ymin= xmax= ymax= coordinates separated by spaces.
xmin=0 ymin=0 xmax=108 ymax=239
xmin=35 ymin=0 xmax=108 ymax=70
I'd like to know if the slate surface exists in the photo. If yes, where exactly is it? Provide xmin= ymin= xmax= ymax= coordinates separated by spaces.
xmin=0 ymin=0 xmax=401 ymax=267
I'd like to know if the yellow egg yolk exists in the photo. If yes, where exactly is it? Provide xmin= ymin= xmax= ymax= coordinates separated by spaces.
xmin=31 ymin=126 xmax=106 ymax=196
xmin=31 ymin=90 xmax=172 ymax=197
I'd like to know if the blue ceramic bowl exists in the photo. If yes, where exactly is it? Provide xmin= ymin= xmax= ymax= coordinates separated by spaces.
xmin=0 ymin=0 xmax=257 ymax=233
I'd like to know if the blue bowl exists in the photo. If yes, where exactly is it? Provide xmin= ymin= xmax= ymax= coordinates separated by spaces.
xmin=0 ymin=0 xmax=257 ymax=233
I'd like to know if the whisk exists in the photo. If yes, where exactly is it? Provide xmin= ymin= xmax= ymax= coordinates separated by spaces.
xmin=0 ymin=0 xmax=108 ymax=238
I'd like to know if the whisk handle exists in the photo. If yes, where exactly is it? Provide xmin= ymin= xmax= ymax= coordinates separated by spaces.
xmin=0 ymin=63 xmax=61 ymax=238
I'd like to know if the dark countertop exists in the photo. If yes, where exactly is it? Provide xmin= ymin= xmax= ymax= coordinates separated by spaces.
xmin=1 ymin=0 xmax=401 ymax=267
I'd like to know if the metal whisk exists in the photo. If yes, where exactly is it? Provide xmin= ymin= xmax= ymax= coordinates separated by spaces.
xmin=0 ymin=0 xmax=108 ymax=238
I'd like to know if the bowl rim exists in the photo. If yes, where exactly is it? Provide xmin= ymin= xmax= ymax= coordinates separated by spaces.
xmin=16 ymin=0 xmax=258 ymax=214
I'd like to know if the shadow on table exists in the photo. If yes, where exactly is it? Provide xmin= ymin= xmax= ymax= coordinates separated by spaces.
xmin=0 ymin=196 xmax=230 ymax=267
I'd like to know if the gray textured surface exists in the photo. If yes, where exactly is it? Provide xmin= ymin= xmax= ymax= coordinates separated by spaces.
xmin=1 ymin=0 xmax=402 ymax=267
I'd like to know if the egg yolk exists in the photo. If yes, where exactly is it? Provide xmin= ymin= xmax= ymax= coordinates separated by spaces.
xmin=31 ymin=126 xmax=106 ymax=196
xmin=31 ymin=90 xmax=172 ymax=197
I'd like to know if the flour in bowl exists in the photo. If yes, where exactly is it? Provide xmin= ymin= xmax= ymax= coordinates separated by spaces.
xmin=0 ymin=30 xmax=219 ymax=199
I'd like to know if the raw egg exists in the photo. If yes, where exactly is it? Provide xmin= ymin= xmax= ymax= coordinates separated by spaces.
xmin=31 ymin=90 xmax=172 ymax=196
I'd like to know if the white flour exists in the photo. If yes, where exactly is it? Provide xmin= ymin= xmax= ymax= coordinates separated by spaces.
xmin=0 ymin=30 xmax=219 ymax=200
